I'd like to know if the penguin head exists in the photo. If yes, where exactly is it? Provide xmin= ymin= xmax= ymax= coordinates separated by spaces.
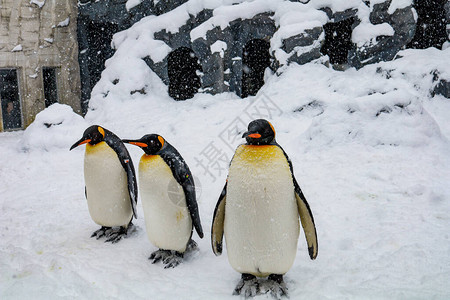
xmin=70 ymin=125 xmax=106 ymax=150
xmin=123 ymin=134 xmax=165 ymax=155
xmin=242 ymin=119 xmax=276 ymax=145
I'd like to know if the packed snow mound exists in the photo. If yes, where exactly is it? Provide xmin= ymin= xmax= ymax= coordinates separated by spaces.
xmin=304 ymin=92 xmax=442 ymax=148
xmin=90 ymin=56 xmax=168 ymax=106
xmin=21 ymin=104 xmax=87 ymax=151
xmin=262 ymin=61 xmax=444 ymax=149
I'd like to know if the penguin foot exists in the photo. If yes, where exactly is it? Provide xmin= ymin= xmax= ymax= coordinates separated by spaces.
xmin=104 ymin=222 xmax=135 ymax=243
xmin=91 ymin=222 xmax=134 ymax=243
xmin=149 ymin=249 xmax=171 ymax=264
xmin=149 ymin=249 xmax=184 ymax=268
xmin=163 ymin=252 xmax=183 ymax=269
xmin=91 ymin=226 xmax=109 ymax=239
xmin=125 ymin=221 xmax=137 ymax=236
xmin=104 ymin=225 xmax=130 ymax=243
xmin=260 ymin=274 xmax=288 ymax=299
xmin=105 ymin=229 xmax=125 ymax=243
xmin=186 ymin=239 xmax=198 ymax=253
xmin=233 ymin=274 xmax=259 ymax=298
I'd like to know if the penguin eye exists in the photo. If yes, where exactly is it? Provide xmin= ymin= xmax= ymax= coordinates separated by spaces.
xmin=91 ymin=132 xmax=103 ymax=143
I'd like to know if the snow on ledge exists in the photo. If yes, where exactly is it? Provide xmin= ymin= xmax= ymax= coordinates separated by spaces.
xmin=190 ymin=0 xmax=284 ymax=41
xmin=12 ymin=45 xmax=22 ymax=52
xmin=30 ymin=0 xmax=45 ymax=8
xmin=126 ymin=0 xmax=143 ymax=11
xmin=352 ymin=22 xmax=395 ymax=47
xmin=388 ymin=0 xmax=413 ymax=14
xmin=56 ymin=17 xmax=70 ymax=28
xmin=210 ymin=41 xmax=227 ymax=58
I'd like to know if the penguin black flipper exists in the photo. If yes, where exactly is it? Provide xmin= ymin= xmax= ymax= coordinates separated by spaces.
xmin=293 ymin=178 xmax=318 ymax=259
xmin=104 ymin=131 xmax=138 ymax=219
xmin=277 ymin=144 xmax=318 ymax=260
xmin=211 ymin=182 xmax=227 ymax=256
xmin=159 ymin=144 xmax=204 ymax=239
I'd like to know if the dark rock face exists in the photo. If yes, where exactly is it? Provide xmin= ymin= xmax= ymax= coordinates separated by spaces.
xmin=143 ymin=9 xmax=215 ymax=93
xmin=349 ymin=2 xmax=417 ymax=68
xmin=77 ymin=0 xmax=155 ymax=113
xmin=144 ymin=12 xmax=277 ymax=97
xmin=224 ymin=14 xmax=276 ymax=98
xmin=155 ymin=0 xmax=190 ymax=15
xmin=407 ymin=0 xmax=448 ymax=49
xmin=433 ymin=79 xmax=450 ymax=98
xmin=317 ymin=7 xmax=358 ymax=66
xmin=80 ymin=0 xmax=450 ymax=104
xmin=321 ymin=17 xmax=355 ymax=64
xmin=447 ymin=2 xmax=450 ymax=41
xmin=282 ymin=27 xmax=324 ymax=67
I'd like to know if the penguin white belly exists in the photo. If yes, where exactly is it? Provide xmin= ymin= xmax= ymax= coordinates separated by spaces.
xmin=139 ymin=155 xmax=192 ymax=252
xmin=84 ymin=142 xmax=132 ymax=227
xmin=225 ymin=145 xmax=299 ymax=277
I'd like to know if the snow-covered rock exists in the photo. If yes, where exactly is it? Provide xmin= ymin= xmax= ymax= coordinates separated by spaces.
xmin=349 ymin=0 xmax=416 ymax=68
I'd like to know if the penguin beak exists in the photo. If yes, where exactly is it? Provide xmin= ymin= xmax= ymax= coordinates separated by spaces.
xmin=70 ymin=138 xmax=91 ymax=150
xmin=123 ymin=139 xmax=148 ymax=148
xmin=242 ymin=131 xmax=261 ymax=139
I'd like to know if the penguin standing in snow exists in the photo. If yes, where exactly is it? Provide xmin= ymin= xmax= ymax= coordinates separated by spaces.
xmin=70 ymin=125 xmax=138 ymax=243
xmin=211 ymin=119 xmax=318 ymax=298
xmin=123 ymin=134 xmax=203 ymax=268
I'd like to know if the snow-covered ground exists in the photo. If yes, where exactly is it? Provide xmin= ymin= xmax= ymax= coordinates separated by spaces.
xmin=2 ymin=47 xmax=450 ymax=299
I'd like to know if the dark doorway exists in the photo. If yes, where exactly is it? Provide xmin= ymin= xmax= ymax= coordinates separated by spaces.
xmin=43 ymin=67 xmax=59 ymax=107
xmin=167 ymin=47 xmax=202 ymax=100
xmin=407 ymin=0 xmax=447 ymax=49
xmin=321 ymin=18 xmax=355 ymax=64
xmin=0 ymin=69 xmax=22 ymax=130
xmin=78 ymin=18 xmax=119 ymax=113
xmin=241 ymin=39 xmax=271 ymax=98
xmin=86 ymin=21 xmax=118 ymax=92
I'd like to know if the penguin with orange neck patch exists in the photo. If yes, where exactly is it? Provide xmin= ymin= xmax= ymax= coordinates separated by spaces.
xmin=123 ymin=134 xmax=203 ymax=268
xmin=70 ymin=125 xmax=138 ymax=243
xmin=211 ymin=119 xmax=318 ymax=298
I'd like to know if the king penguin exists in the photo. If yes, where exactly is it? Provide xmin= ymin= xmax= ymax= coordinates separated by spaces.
xmin=70 ymin=125 xmax=138 ymax=243
xmin=211 ymin=119 xmax=318 ymax=298
xmin=123 ymin=134 xmax=203 ymax=268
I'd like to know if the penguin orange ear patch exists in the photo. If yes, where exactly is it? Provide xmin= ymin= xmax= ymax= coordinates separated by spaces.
xmin=268 ymin=121 xmax=276 ymax=137
xmin=98 ymin=126 xmax=105 ymax=138
xmin=158 ymin=136 xmax=165 ymax=147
